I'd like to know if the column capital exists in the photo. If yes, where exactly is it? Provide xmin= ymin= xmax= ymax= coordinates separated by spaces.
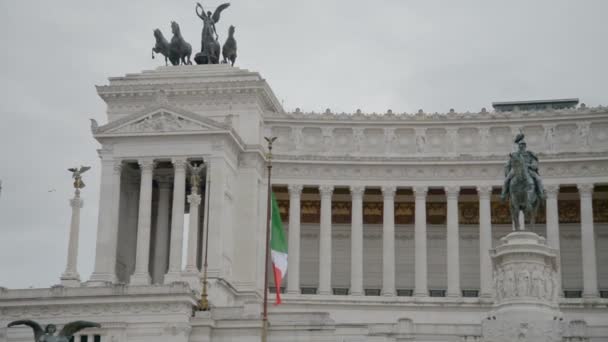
xmin=288 ymin=184 xmax=304 ymax=197
xmin=544 ymin=184 xmax=560 ymax=198
xmin=138 ymin=159 xmax=156 ymax=172
xmin=171 ymin=157 xmax=189 ymax=171
xmin=350 ymin=185 xmax=365 ymax=197
xmin=381 ymin=185 xmax=396 ymax=198
xmin=476 ymin=185 xmax=492 ymax=198
xmin=113 ymin=160 xmax=123 ymax=174
xmin=187 ymin=193 xmax=202 ymax=206
xmin=319 ymin=184 xmax=334 ymax=196
xmin=577 ymin=183 xmax=594 ymax=197
xmin=444 ymin=186 xmax=460 ymax=198
xmin=413 ymin=186 xmax=427 ymax=198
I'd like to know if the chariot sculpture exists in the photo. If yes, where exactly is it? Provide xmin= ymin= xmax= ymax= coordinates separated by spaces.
xmin=151 ymin=2 xmax=237 ymax=66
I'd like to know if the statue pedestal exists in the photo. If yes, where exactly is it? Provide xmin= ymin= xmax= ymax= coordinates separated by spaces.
xmin=482 ymin=231 xmax=564 ymax=342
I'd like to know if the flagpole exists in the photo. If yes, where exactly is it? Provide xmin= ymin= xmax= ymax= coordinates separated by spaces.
xmin=262 ymin=136 xmax=277 ymax=342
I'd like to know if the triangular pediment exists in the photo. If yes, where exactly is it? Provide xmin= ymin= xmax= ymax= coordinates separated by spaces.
xmin=95 ymin=104 xmax=229 ymax=136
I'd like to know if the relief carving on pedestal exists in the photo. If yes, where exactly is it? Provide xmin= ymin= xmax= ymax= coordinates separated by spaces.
xmin=493 ymin=263 xmax=558 ymax=303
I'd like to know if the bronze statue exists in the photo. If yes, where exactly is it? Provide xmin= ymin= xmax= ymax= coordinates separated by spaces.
xmin=7 ymin=320 xmax=100 ymax=342
xmin=194 ymin=2 xmax=230 ymax=64
xmin=68 ymin=166 xmax=91 ymax=190
xmin=222 ymin=25 xmax=237 ymax=66
xmin=501 ymin=133 xmax=544 ymax=230
xmin=188 ymin=162 xmax=205 ymax=193
xmin=152 ymin=28 xmax=171 ymax=65
xmin=169 ymin=21 xmax=192 ymax=65
xmin=152 ymin=22 xmax=192 ymax=66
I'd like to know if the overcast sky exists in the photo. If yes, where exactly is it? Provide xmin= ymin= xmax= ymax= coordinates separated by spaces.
xmin=0 ymin=0 xmax=606 ymax=289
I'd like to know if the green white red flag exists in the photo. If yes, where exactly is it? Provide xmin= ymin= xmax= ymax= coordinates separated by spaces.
xmin=270 ymin=192 xmax=288 ymax=305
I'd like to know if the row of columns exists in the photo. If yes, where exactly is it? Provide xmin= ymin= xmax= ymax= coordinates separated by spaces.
xmin=285 ymin=183 xmax=600 ymax=298
xmin=90 ymin=157 xmax=205 ymax=286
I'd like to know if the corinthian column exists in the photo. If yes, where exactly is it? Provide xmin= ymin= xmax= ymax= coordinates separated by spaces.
xmin=544 ymin=184 xmax=562 ymax=297
xmin=445 ymin=186 xmax=461 ymax=297
xmin=61 ymin=191 xmax=84 ymax=287
xmin=152 ymin=177 xmax=172 ymax=284
xmin=184 ymin=193 xmax=202 ymax=274
xmin=287 ymin=184 xmax=303 ymax=294
xmin=130 ymin=159 xmax=155 ymax=286
xmin=89 ymin=159 xmax=122 ymax=285
xmin=578 ymin=183 xmax=598 ymax=298
xmin=318 ymin=185 xmax=333 ymax=295
xmin=350 ymin=185 xmax=365 ymax=296
xmin=478 ymin=185 xmax=493 ymax=298
xmin=165 ymin=158 xmax=187 ymax=284
xmin=414 ymin=186 xmax=428 ymax=297
xmin=381 ymin=185 xmax=396 ymax=296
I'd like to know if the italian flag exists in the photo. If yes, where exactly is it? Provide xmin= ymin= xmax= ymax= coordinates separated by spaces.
xmin=270 ymin=192 xmax=288 ymax=305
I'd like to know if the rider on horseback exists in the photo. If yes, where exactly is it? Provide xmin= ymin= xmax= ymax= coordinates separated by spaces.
xmin=501 ymin=133 xmax=545 ymax=201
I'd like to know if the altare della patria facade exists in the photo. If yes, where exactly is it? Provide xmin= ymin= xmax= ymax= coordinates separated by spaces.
xmin=1 ymin=3 xmax=608 ymax=342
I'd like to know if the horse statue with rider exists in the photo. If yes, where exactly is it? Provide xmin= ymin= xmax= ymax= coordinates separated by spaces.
xmin=194 ymin=2 xmax=232 ymax=65
xmin=501 ymin=132 xmax=546 ymax=231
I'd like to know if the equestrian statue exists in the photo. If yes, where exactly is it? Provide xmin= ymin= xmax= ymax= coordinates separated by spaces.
xmin=500 ymin=132 xmax=545 ymax=230
xmin=7 ymin=320 xmax=100 ymax=342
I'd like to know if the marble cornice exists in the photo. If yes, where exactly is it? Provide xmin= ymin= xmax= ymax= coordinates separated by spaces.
xmin=265 ymin=106 xmax=608 ymax=124
xmin=272 ymin=151 xmax=608 ymax=165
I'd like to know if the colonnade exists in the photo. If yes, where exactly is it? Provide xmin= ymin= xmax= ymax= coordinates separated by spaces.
xmin=285 ymin=183 xmax=601 ymax=298
xmin=89 ymin=157 xmax=206 ymax=286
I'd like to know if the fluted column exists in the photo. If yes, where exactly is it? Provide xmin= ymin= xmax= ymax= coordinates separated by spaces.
xmin=318 ymin=185 xmax=333 ymax=295
xmin=89 ymin=159 xmax=122 ymax=285
xmin=478 ymin=185 xmax=493 ymax=298
xmin=578 ymin=183 xmax=598 ymax=298
xmin=414 ymin=186 xmax=428 ymax=297
xmin=60 ymin=191 xmax=84 ymax=287
xmin=445 ymin=186 xmax=461 ymax=297
xmin=381 ymin=186 xmax=396 ymax=296
xmin=130 ymin=159 xmax=155 ymax=285
xmin=165 ymin=158 xmax=187 ymax=283
xmin=287 ymin=184 xmax=303 ymax=294
xmin=152 ymin=178 xmax=172 ymax=284
xmin=350 ymin=185 xmax=365 ymax=296
xmin=545 ymin=184 xmax=562 ymax=297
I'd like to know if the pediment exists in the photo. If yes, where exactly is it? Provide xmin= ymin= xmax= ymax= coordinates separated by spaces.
xmin=95 ymin=104 xmax=229 ymax=136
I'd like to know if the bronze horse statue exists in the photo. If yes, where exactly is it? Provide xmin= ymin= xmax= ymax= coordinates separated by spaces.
xmin=222 ymin=25 xmax=237 ymax=66
xmin=169 ymin=21 xmax=192 ymax=65
xmin=152 ymin=29 xmax=170 ymax=65
xmin=507 ymin=151 xmax=540 ymax=231
xmin=152 ymin=22 xmax=192 ymax=66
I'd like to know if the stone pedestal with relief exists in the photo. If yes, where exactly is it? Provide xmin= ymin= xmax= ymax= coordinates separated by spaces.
xmin=482 ymin=231 xmax=564 ymax=342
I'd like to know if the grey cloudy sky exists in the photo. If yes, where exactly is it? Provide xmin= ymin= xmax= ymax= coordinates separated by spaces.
xmin=0 ymin=0 xmax=606 ymax=289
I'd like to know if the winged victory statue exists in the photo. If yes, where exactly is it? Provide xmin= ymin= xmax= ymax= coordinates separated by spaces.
xmin=7 ymin=320 xmax=101 ymax=342
xmin=68 ymin=166 xmax=91 ymax=190
xmin=194 ymin=2 xmax=231 ymax=64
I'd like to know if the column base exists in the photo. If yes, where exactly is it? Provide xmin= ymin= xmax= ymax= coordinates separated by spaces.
xmin=163 ymin=270 xmax=183 ymax=284
xmin=286 ymin=288 xmax=300 ymax=295
xmin=414 ymin=290 xmax=428 ymax=297
xmin=86 ymin=272 xmax=116 ymax=286
xmin=60 ymin=272 xmax=81 ymax=287
xmin=446 ymin=291 xmax=461 ymax=298
xmin=381 ymin=289 xmax=395 ymax=296
xmin=318 ymin=289 xmax=332 ymax=295
xmin=182 ymin=270 xmax=202 ymax=293
xmin=350 ymin=290 xmax=363 ymax=296
xmin=129 ymin=272 xmax=151 ymax=286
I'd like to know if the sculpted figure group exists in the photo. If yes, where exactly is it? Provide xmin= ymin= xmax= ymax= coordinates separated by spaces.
xmin=152 ymin=2 xmax=237 ymax=66
xmin=7 ymin=320 xmax=100 ymax=342
xmin=494 ymin=264 xmax=558 ymax=303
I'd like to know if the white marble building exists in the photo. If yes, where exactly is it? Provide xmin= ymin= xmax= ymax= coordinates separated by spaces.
xmin=1 ymin=65 xmax=608 ymax=341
